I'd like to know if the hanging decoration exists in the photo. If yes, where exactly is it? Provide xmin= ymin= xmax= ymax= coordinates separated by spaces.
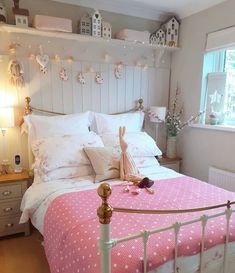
xmin=77 ymin=72 xmax=86 ymax=85
xmin=59 ymin=68 xmax=69 ymax=81
xmin=95 ymin=72 xmax=104 ymax=84
xmin=36 ymin=46 xmax=49 ymax=74
xmin=114 ymin=62 xmax=123 ymax=79
xmin=8 ymin=59 xmax=25 ymax=88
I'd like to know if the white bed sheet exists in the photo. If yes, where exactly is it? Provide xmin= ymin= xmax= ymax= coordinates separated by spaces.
xmin=20 ymin=166 xmax=182 ymax=234
xmin=20 ymin=167 xmax=235 ymax=273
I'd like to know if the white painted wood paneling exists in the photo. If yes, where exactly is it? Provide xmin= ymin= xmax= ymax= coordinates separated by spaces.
xmin=0 ymin=40 xmax=171 ymax=170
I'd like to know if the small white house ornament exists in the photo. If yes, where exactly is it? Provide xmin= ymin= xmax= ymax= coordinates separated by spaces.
xmin=77 ymin=72 xmax=85 ymax=84
xmin=102 ymin=21 xmax=112 ymax=39
xmin=150 ymin=28 xmax=165 ymax=46
xmin=59 ymin=68 xmax=69 ymax=81
xmin=79 ymin=13 xmax=91 ymax=36
xmin=12 ymin=0 xmax=29 ymax=28
xmin=92 ymin=10 xmax=102 ymax=37
xmin=95 ymin=72 xmax=103 ymax=84
xmin=162 ymin=16 xmax=179 ymax=47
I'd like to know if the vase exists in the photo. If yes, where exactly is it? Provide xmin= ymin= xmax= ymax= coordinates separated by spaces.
xmin=166 ymin=136 xmax=177 ymax=159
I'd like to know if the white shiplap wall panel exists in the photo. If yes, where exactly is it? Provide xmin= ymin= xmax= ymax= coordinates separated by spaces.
xmin=125 ymin=66 xmax=134 ymax=111
xmin=40 ymin=62 xmax=53 ymax=112
xmin=61 ymin=61 xmax=73 ymax=114
xmin=117 ymin=65 xmax=126 ymax=113
xmin=100 ymin=63 xmax=109 ymax=114
xmin=51 ymin=60 xmax=64 ymax=113
xmin=28 ymin=60 xmax=42 ymax=109
xmin=91 ymin=63 xmax=102 ymax=113
xmin=72 ymin=62 xmax=83 ymax=113
xmin=81 ymin=62 xmax=92 ymax=112
xmin=140 ymin=69 xmax=149 ymax=107
xmin=0 ymin=54 xmax=170 ymax=169
xmin=108 ymin=64 xmax=118 ymax=114
xmin=133 ymin=67 xmax=142 ymax=104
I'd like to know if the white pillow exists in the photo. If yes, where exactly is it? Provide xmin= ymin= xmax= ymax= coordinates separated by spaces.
xmin=101 ymin=132 xmax=162 ymax=157
xmin=94 ymin=112 xmax=144 ymax=135
xmin=133 ymin=157 xmax=160 ymax=168
xmin=24 ymin=111 xmax=91 ymax=142
xmin=32 ymin=132 xmax=104 ymax=176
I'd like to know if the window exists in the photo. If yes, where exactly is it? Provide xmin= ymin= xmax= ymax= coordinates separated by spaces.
xmin=200 ymin=48 xmax=235 ymax=125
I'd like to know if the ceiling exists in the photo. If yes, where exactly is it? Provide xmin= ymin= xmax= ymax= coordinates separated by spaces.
xmin=52 ymin=0 xmax=228 ymax=21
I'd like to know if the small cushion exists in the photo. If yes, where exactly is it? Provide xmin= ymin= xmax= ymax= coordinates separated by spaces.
xmin=84 ymin=147 xmax=120 ymax=183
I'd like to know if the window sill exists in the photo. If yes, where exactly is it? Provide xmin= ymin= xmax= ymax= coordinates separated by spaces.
xmin=190 ymin=124 xmax=235 ymax=133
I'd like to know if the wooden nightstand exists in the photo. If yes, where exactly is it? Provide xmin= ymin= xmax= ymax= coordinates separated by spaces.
xmin=157 ymin=156 xmax=181 ymax=172
xmin=0 ymin=171 xmax=30 ymax=237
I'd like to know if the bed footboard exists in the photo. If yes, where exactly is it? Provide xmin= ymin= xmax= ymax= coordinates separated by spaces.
xmin=97 ymin=183 xmax=235 ymax=273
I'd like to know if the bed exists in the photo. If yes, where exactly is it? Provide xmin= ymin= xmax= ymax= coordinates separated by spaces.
xmin=19 ymin=97 xmax=235 ymax=273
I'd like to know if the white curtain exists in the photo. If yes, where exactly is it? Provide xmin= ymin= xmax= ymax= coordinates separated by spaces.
xmin=206 ymin=25 xmax=235 ymax=52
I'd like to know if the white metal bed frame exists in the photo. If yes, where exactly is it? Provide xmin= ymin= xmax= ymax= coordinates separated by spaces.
xmin=97 ymin=183 xmax=235 ymax=273
xmin=22 ymin=97 xmax=235 ymax=273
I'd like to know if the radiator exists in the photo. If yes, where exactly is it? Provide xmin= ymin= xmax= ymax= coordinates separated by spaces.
xmin=208 ymin=166 xmax=235 ymax=192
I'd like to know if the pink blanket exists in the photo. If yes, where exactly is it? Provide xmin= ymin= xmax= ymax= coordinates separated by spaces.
xmin=44 ymin=177 xmax=235 ymax=273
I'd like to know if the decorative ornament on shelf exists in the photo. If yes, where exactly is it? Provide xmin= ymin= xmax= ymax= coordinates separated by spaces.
xmin=36 ymin=46 xmax=49 ymax=74
xmin=59 ymin=68 xmax=68 ymax=81
xmin=102 ymin=21 xmax=112 ymax=39
xmin=114 ymin=62 xmax=123 ymax=79
xmin=150 ymin=28 xmax=166 ymax=46
xmin=0 ymin=1 xmax=7 ymax=23
xmin=79 ymin=13 xmax=92 ymax=36
xmin=92 ymin=10 xmax=102 ymax=37
xmin=95 ymin=72 xmax=103 ymax=84
xmin=161 ymin=16 xmax=179 ymax=47
xmin=12 ymin=0 xmax=29 ymax=28
xmin=8 ymin=59 xmax=25 ymax=88
xmin=77 ymin=72 xmax=85 ymax=85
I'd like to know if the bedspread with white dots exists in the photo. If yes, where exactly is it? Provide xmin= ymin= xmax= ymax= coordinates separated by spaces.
xmin=44 ymin=176 xmax=235 ymax=273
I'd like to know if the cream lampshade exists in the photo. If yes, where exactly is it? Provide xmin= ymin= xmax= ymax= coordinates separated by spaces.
xmin=0 ymin=107 xmax=14 ymax=131
xmin=149 ymin=106 xmax=166 ymax=123
xmin=0 ymin=107 xmax=14 ymax=174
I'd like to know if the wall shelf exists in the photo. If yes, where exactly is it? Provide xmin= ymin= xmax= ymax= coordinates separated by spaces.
xmin=0 ymin=24 xmax=180 ymax=52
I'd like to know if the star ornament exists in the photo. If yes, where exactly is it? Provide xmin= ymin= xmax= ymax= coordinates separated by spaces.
xmin=209 ymin=90 xmax=223 ymax=105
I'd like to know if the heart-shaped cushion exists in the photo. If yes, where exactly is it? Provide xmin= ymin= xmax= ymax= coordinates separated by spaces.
xmin=36 ymin=54 xmax=49 ymax=68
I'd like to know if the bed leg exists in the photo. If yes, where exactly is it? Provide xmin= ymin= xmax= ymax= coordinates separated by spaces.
xmin=99 ymin=224 xmax=112 ymax=273
xmin=97 ymin=183 xmax=113 ymax=273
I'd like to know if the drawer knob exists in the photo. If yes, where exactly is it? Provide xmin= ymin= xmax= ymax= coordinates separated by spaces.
xmin=4 ymin=207 xmax=13 ymax=212
xmin=2 ymin=191 xmax=12 ymax=196
xmin=5 ymin=223 xmax=14 ymax=228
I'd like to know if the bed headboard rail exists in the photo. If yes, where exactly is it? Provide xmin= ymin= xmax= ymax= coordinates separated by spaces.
xmin=24 ymin=97 xmax=144 ymax=116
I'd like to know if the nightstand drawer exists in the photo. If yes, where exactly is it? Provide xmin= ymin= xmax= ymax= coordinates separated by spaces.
xmin=0 ymin=215 xmax=25 ymax=235
xmin=0 ymin=183 xmax=22 ymax=200
xmin=0 ymin=200 xmax=21 ymax=216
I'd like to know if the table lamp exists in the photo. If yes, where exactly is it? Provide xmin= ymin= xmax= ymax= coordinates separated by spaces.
xmin=149 ymin=106 xmax=166 ymax=152
xmin=0 ymin=107 xmax=14 ymax=174
xmin=149 ymin=106 xmax=166 ymax=123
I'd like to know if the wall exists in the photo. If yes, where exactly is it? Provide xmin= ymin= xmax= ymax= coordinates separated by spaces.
xmin=171 ymin=0 xmax=235 ymax=181
xmin=0 ymin=1 xmax=171 ymax=170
